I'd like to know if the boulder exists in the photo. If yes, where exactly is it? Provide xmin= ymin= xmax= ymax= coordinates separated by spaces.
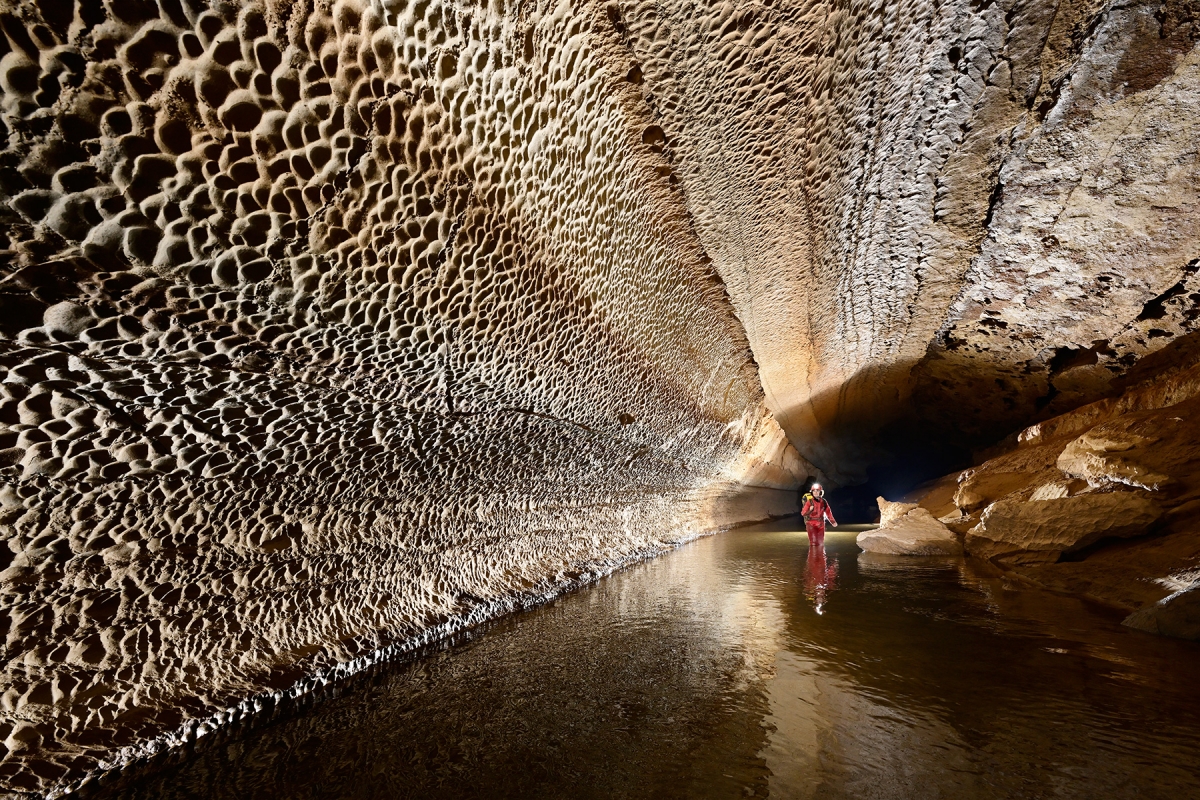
xmin=1122 ymin=585 xmax=1200 ymax=641
xmin=966 ymin=491 xmax=1163 ymax=565
xmin=877 ymin=497 xmax=917 ymax=526
xmin=857 ymin=500 xmax=963 ymax=556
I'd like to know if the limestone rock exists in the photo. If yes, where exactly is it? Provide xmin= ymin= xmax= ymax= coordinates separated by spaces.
xmin=907 ymin=368 xmax=1200 ymax=616
xmin=948 ymin=438 xmax=1075 ymax=514
xmin=877 ymin=497 xmax=919 ymax=526
xmin=0 ymin=0 xmax=818 ymax=791
xmin=908 ymin=472 xmax=962 ymax=520
xmin=1122 ymin=585 xmax=1200 ymax=641
xmin=1056 ymin=394 xmax=1200 ymax=491
xmin=1 ymin=0 xmax=1199 ymax=790
xmin=857 ymin=501 xmax=963 ymax=556
xmin=966 ymin=492 xmax=1164 ymax=565
xmin=627 ymin=0 xmax=1200 ymax=482
xmin=954 ymin=470 xmax=1038 ymax=513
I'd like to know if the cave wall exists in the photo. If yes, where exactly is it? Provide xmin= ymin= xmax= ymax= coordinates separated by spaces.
xmin=610 ymin=0 xmax=1200 ymax=483
xmin=4 ymin=0 xmax=1200 ymax=792
xmin=0 ymin=0 xmax=816 ymax=791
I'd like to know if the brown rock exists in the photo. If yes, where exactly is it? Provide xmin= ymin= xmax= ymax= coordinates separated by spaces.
xmin=1123 ymin=584 xmax=1200 ymax=641
xmin=858 ymin=501 xmax=962 ymax=556
xmin=0 ymin=0 xmax=1199 ymax=790
xmin=967 ymin=492 xmax=1164 ymax=565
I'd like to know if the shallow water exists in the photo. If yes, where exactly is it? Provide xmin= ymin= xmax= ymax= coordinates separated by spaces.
xmin=85 ymin=519 xmax=1200 ymax=799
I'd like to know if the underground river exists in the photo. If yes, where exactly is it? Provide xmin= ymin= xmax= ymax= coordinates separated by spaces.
xmin=79 ymin=519 xmax=1200 ymax=800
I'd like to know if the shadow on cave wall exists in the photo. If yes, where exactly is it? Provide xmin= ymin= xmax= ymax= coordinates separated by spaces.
xmin=808 ymin=328 xmax=1200 ymax=522
xmin=800 ymin=339 xmax=1167 ymax=522
xmin=792 ymin=357 xmax=978 ymax=522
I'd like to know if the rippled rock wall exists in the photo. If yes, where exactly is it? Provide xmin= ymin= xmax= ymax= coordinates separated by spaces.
xmin=0 ymin=0 xmax=814 ymax=791
xmin=4 ymin=0 xmax=1200 ymax=792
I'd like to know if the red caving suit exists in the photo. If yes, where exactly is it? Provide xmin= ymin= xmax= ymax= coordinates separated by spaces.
xmin=801 ymin=493 xmax=837 ymax=547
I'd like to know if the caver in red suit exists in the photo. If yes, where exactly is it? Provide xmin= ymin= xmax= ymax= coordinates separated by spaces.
xmin=801 ymin=483 xmax=837 ymax=546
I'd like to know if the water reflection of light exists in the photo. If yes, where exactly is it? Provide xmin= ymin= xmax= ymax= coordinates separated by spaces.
xmin=803 ymin=544 xmax=838 ymax=614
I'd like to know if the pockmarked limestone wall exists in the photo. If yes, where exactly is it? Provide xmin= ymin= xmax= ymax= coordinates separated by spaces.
xmin=610 ymin=0 xmax=1200 ymax=481
xmin=0 ymin=0 xmax=818 ymax=792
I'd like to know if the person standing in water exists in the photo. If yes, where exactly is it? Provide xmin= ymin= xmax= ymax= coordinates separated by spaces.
xmin=801 ymin=482 xmax=837 ymax=547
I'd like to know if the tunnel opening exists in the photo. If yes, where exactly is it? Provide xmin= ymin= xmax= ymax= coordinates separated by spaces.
xmin=824 ymin=431 xmax=973 ymax=524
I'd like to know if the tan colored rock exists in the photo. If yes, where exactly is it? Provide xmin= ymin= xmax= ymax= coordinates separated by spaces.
xmin=954 ymin=470 xmax=1039 ymax=513
xmin=0 ymin=0 xmax=816 ymax=791
xmin=1055 ymin=395 xmax=1200 ymax=493
xmin=1123 ymin=585 xmax=1200 ymax=641
xmin=906 ymin=472 xmax=962 ymax=520
xmin=967 ymin=492 xmax=1164 ymax=565
xmin=857 ymin=500 xmax=962 ymax=556
xmin=1028 ymin=481 xmax=1089 ymax=501
xmin=1058 ymin=428 xmax=1171 ymax=490
xmin=948 ymin=438 xmax=1075 ymax=513
xmin=906 ymin=362 xmax=1200 ymax=621
xmin=626 ymin=0 xmax=1200 ymax=481
xmin=877 ymin=497 xmax=919 ymax=527
xmin=0 ymin=0 xmax=1199 ymax=790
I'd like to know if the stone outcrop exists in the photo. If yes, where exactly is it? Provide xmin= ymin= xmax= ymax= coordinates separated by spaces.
xmin=966 ymin=490 xmax=1162 ymax=565
xmin=856 ymin=497 xmax=961 ymax=556
xmin=1 ymin=0 xmax=1199 ymax=794
xmin=907 ymin=354 xmax=1200 ymax=630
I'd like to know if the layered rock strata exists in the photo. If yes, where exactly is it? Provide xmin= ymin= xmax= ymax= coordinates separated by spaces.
xmin=0 ymin=0 xmax=814 ymax=792
xmin=905 ymin=347 xmax=1200 ymax=637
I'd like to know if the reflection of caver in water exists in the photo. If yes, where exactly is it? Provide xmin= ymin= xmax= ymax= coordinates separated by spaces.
xmin=801 ymin=483 xmax=837 ymax=547
xmin=804 ymin=545 xmax=839 ymax=615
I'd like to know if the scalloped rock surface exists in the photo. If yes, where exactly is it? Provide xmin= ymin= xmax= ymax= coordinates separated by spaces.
xmin=614 ymin=0 xmax=1200 ymax=480
xmin=0 ymin=0 xmax=820 ymax=792
xmin=2 ymin=0 xmax=1200 ymax=794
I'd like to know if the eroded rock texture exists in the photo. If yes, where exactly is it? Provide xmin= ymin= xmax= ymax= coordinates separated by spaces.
xmin=906 ymin=350 xmax=1200 ymax=632
xmin=0 ymin=0 xmax=814 ymax=792
xmin=856 ymin=497 xmax=960 ymax=555
xmin=3 ymin=0 xmax=1200 ymax=792
xmin=612 ymin=0 xmax=1200 ymax=481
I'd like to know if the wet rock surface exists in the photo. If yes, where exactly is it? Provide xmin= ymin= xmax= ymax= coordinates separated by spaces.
xmin=908 ymin=356 xmax=1200 ymax=632
xmin=856 ymin=498 xmax=961 ymax=556
xmin=1 ymin=0 xmax=1200 ymax=793
xmin=56 ymin=524 xmax=1200 ymax=800
xmin=1123 ymin=582 xmax=1200 ymax=640
xmin=966 ymin=490 xmax=1163 ymax=565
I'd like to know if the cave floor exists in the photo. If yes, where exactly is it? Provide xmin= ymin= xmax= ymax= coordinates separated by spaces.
xmin=83 ymin=519 xmax=1200 ymax=800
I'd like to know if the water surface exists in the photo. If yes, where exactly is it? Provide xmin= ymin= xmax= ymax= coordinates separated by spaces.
xmin=84 ymin=519 xmax=1200 ymax=799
